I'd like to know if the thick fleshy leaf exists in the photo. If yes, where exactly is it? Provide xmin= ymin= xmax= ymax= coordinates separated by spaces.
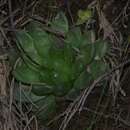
xmin=49 ymin=45 xmax=74 ymax=82
xmin=88 ymin=60 xmax=109 ymax=79
xmin=83 ymin=30 xmax=95 ymax=43
xmin=50 ymin=12 xmax=69 ymax=34
xmin=26 ymin=22 xmax=54 ymax=68
xmin=78 ymin=43 xmax=95 ymax=65
xmin=73 ymin=59 xmax=85 ymax=78
xmin=51 ymin=64 xmax=73 ymax=84
xmin=49 ymin=44 xmax=64 ymax=65
xmin=94 ymin=40 xmax=110 ymax=59
xmin=63 ymin=44 xmax=76 ymax=64
xmin=74 ymin=70 xmax=93 ymax=90
xmin=27 ymin=26 xmax=52 ymax=57
xmin=15 ymin=30 xmax=43 ymax=65
xmin=14 ymin=84 xmax=46 ymax=103
xmin=65 ymin=88 xmax=80 ymax=100
xmin=66 ymin=71 xmax=93 ymax=100
xmin=32 ymin=84 xmax=53 ymax=96
xmin=66 ymin=70 xmax=92 ymax=100
xmin=13 ymin=59 xmax=41 ymax=84
xmin=49 ymin=41 xmax=75 ymax=67
xmin=22 ymin=54 xmax=41 ymax=71
xmin=65 ymin=27 xmax=88 ymax=49
xmin=26 ymin=21 xmax=44 ymax=32
xmin=52 ymin=82 xmax=72 ymax=96
xmin=49 ymin=46 xmax=74 ymax=95
xmin=34 ymin=95 xmax=56 ymax=122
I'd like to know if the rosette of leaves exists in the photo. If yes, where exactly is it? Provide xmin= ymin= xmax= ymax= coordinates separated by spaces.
xmin=13 ymin=12 xmax=110 ymax=122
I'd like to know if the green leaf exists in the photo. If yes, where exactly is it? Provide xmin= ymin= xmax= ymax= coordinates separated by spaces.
xmin=15 ymin=30 xmax=43 ymax=66
xmin=26 ymin=22 xmax=54 ymax=68
xmin=34 ymin=95 xmax=56 ymax=122
xmin=50 ymin=12 xmax=69 ymax=34
xmin=21 ymin=54 xmax=41 ymax=71
xmin=52 ymin=82 xmax=72 ymax=96
xmin=52 ymin=60 xmax=74 ymax=82
xmin=27 ymin=24 xmax=52 ymax=57
xmin=14 ymin=85 xmax=56 ymax=122
xmin=65 ymin=88 xmax=80 ymax=100
xmin=31 ymin=68 xmax=55 ymax=95
xmin=48 ymin=59 xmax=74 ymax=96
xmin=65 ymin=27 xmax=87 ymax=49
xmin=83 ymin=30 xmax=95 ymax=43
xmin=49 ymin=41 xmax=75 ymax=67
xmin=63 ymin=44 xmax=76 ymax=64
xmin=67 ymin=70 xmax=93 ymax=100
xmin=39 ymin=69 xmax=54 ymax=84
xmin=88 ymin=60 xmax=109 ymax=79
xmin=73 ymin=59 xmax=85 ymax=78
xmin=14 ymin=85 xmax=46 ymax=103
xmin=49 ymin=45 xmax=74 ymax=82
xmin=32 ymin=84 xmax=53 ymax=96
xmin=49 ymin=44 xmax=64 ymax=64
xmin=26 ymin=21 xmax=44 ymax=32
xmin=74 ymin=70 xmax=93 ymax=90
xmin=13 ymin=59 xmax=41 ymax=84
xmin=94 ymin=40 xmax=110 ymax=60
xmin=78 ymin=43 xmax=95 ymax=65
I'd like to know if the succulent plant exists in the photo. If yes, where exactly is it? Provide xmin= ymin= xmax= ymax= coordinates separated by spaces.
xmin=13 ymin=12 xmax=110 ymax=122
